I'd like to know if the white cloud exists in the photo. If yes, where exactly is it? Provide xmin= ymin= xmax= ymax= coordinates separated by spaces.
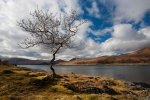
xmin=86 ymin=1 xmax=100 ymax=18
xmin=90 ymin=27 xmax=113 ymax=36
xmin=0 ymin=0 xmax=150 ymax=60
xmin=0 ymin=0 xmax=83 ymax=60
xmin=58 ymin=21 xmax=102 ymax=59
xmin=101 ymin=24 xmax=150 ymax=52
xmin=95 ymin=0 xmax=150 ymax=53
xmin=114 ymin=0 xmax=150 ymax=23
xmin=112 ymin=24 xmax=145 ymax=40
xmin=140 ymin=26 xmax=150 ymax=38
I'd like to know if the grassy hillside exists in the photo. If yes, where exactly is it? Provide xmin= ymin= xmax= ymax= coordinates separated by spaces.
xmin=0 ymin=65 xmax=150 ymax=100
xmin=59 ymin=46 xmax=150 ymax=65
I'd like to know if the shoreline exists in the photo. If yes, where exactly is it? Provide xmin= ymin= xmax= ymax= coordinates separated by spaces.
xmin=56 ymin=63 xmax=150 ymax=66
xmin=19 ymin=63 xmax=150 ymax=66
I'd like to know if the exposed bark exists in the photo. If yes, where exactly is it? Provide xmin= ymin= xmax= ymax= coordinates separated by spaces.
xmin=50 ymin=45 xmax=62 ymax=78
xmin=50 ymin=53 xmax=56 ymax=77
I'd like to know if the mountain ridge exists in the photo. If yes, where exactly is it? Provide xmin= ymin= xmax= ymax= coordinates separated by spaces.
xmin=58 ymin=46 xmax=150 ymax=65
xmin=0 ymin=46 xmax=150 ymax=65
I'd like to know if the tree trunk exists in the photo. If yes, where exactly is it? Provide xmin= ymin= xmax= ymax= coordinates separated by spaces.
xmin=49 ymin=45 xmax=62 ymax=78
xmin=50 ymin=53 xmax=56 ymax=78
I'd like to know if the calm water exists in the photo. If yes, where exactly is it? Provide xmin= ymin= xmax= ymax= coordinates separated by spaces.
xmin=20 ymin=65 xmax=150 ymax=84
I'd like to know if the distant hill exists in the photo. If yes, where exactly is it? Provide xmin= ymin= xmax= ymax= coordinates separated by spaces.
xmin=7 ymin=58 xmax=49 ymax=65
xmin=0 ymin=46 xmax=150 ymax=65
xmin=0 ymin=57 xmax=65 ymax=65
xmin=58 ymin=46 xmax=150 ymax=65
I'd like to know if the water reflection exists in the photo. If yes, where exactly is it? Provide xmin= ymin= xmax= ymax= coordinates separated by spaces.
xmin=20 ymin=65 xmax=150 ymax=84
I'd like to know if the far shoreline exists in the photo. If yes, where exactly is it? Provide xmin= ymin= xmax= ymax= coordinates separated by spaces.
xmin=56 ymin=63 xmax=150 ymax=66
xmin=19 ymin=63 xmax=150 ymax=66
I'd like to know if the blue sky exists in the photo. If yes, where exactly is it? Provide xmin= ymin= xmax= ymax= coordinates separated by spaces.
xmin=80 ymin=0 xmax=114 ymax=43
xmin=0 ymin=0 xmax=150 ymax=60
xmin=80 ymin=0 xmax=150 ymax=42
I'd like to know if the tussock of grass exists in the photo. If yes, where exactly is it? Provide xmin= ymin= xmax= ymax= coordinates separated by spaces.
xmin=85 ymin=94 xmax=99 ymax=100
xmin=1 ymin=69 xmax=14 ymax=74
xmin=0 ymin=65 xmax=150 ymax=100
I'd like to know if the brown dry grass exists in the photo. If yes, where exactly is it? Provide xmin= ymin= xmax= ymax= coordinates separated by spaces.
xmin=0 ymin=65 xmax=149 ymax=100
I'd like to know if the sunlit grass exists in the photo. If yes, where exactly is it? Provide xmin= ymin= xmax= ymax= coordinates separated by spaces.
xmin=0 ymin=65 xmax=149 ymax=100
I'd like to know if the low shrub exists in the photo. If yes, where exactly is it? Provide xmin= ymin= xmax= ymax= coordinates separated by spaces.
xmin=1 ymin=70 xmax=14 ymax=74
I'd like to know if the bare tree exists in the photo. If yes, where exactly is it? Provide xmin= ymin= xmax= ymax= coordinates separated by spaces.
xmin=18 ymin=9 xmax=86 ymax=77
